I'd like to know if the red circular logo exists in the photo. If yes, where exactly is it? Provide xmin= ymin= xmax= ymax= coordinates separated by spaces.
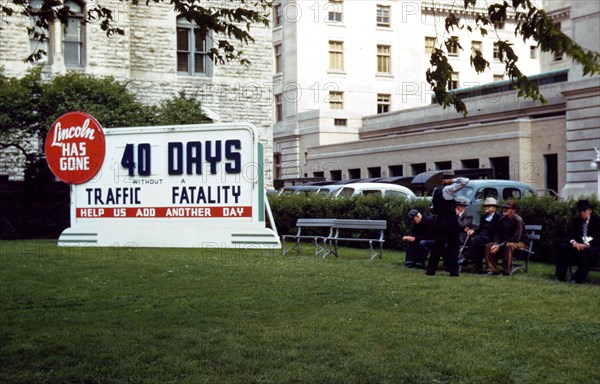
xmin=45 ymin=112 xmax=106 ymax=184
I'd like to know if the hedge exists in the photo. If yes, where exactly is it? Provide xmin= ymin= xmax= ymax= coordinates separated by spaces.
xmin=268 ymin=194 xmax=599 ymax=263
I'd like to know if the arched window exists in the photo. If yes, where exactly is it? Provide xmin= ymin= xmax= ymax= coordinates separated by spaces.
xmin=177 ymin=17 xmax=211 ymax=76
xmin=63 ymin=0 xmax=85 ymax=67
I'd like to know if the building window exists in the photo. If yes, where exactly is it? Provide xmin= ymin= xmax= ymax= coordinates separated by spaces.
xmin=334 ymin=118 xmax=347 ymax=126
xmin=275 ymin=94 xmax=283 ymax=122
xmin=273 ymin=3 xmax=283 ymax=27
xmin=490 ymin=156 xmax=510 ymax=180
xmin=63 ymin=0 xmax=85 ymax=67
xmin=493 ymin=74 xmax=505 ymax=82
xmin=368 ymin=167 xmax=381 ymax=178
xmin=329 ymin=91 xmax=343 ymax=109
xmin=274 ymin=43 xmax=282 ymax=73
xmin=388 ymin=165 xmax=403 ymax=177
xmin=425 ymin=37 xmax=436 ymax=54
xmin=471 ymin=40 xmax=482 ymax=55
xmin=448 ymin=72 xmax=459 ymax=90
xmin=530 ymin=45 xmax=537 ymax=59
xmin=448 ymin=36 xmax=459 ymax=56
xmin=329 ymin=41 xmax=344 ymax=71
xmin=461 ymin=159 xmax=479 ymax=169
xmin=411 ymin=163 xmax=426 ymax=176
xmin=377 ymin=45 xmax=391 ymax=73
xmin=177 ymin=17 xmax=210 ymax=75
xmin=328 ymin=0 xmax=343 ymax=23
xmin=377 ymin=5 xmax=390 ymax=27
xmin=348 ymin=168 xmax=361 ymax=179
xmin=544 ymin=154 xmax=558 ymax=194
xmin=330 ymin=170 xmax=342 ymax=181
xmin=493 ymin=42 xmax=500 ymax=60
xmin=29 ymin=0 xmax=51 ymax=63
xmin=377 ymin=94 xmax=391 ymax=114
xmin=435 ymin=161 xmax=452 ymax=170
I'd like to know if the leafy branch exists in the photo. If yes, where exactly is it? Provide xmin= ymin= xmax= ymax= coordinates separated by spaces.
xmin=427 ymin=0 xmax=600 ymax=116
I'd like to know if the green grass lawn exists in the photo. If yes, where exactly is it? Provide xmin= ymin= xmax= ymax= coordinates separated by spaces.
xmin=1 ymin=240 xmax=599 ymax=384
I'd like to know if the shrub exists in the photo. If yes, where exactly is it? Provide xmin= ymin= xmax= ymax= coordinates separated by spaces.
xmin=269 ymin=194 xmax=599 ymax=263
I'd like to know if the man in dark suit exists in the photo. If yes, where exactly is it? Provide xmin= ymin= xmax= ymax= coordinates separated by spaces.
xmin=555 ymin=199 xmax=600 ymax=284
xmin=460 ymin=197 xmax=501 ymax=274
xmin=426 ymin=170 xmax=469 ymax=276
xmin=403 ymin=210 xmax=434 ymax=269
xmin=485 ymin=200 xmax=528 ymax=276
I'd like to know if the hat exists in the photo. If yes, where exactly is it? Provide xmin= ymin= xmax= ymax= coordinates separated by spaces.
xmin=454 ymin=197 xmax=470 ymax=206
xmin=407 ymin=209 xmax=420 ymax=220
xmin=441 ymin=170 xmax=455 ymax=179
xmin=576 ymin=199 xmax=592 ymax=212
xmin=483 ymin=197 xmax=498 ymax=207
xmin=502 ymin=200 xmax=517 ymax=210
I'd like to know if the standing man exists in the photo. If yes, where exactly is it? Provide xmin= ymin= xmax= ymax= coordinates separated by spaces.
xmin=426 ymin=170 xmax=469 ymax=276
xmin=403 ymin=210 xmax=435 ymax=269
xmin=461 ymin=197 xmax=501 ymax=274
xmin=555 ymin=200 xmax=600 ymax=284
xmin=485 ymin=200 xmax=527 ymax=276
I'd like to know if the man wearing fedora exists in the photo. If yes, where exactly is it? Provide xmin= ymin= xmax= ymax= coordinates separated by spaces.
xmin=455 ymin=196 xmax=473 ymax=245
xmin=555 ymin=199 xmax=600 ymax=284
xmin=461 ymin=197 xmax=501 ymax=274
xmin=485 ymin=200 xmax=527 ymax=276
xmin=426 ymin=170 xmax=469 ymax=276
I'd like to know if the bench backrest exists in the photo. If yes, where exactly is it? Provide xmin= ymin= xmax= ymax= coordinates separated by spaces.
xmin=524 ymin=224 xmax=542 ymax=241
xmin=332 ymin=219 xmax=387 ymax=230
xmin=296 ymin=218 xmax=336 ymax=228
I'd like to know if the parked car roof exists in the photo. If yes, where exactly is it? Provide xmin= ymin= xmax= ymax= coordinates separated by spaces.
xmin=333 ymin=182 xmax=416 ymax=199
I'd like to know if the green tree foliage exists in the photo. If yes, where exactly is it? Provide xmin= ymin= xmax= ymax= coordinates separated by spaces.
xmin=39 ymin=71 xmax=150 ymax=130
xmin=148 ymin=91 xmax=212 ymax=126
xmin=0 ymin=69 xmax=209 ymax=167
xmin=426 ymin=0 xmax=600 ymax=115
xmin=1 ymin=0 xmax=271 ymax=65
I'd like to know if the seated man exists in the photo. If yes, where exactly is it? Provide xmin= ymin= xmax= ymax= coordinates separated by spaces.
xmin=455 ymin=196 xmax=473 ymax=246
xmin=485 ymin=200 xmax=527 ymax=276
xmin=462 ymin=197 xmax=501 ymax=274
xmin=555 ymin=199 xmax=600 ymax=284
xmin=402 ymin=209 xmax=434 ymax=269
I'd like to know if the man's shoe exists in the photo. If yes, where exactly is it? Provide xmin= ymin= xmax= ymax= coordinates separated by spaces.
xmin=486 ymin=271 xmax=497 ymax=276
xmin=501 ymin=272 xmax=510 ymax=276
xmin=569 ymin=279 xmax=578 ymax=284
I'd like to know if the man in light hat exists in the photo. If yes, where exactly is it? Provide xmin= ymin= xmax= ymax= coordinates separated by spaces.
xmin=426 ymin=170 xmax=469 ymax=276
xmin=555 ymin=199 xmax=600 ymax=284
xmin=485 ymin=200 xmax=527 ymax=275
xmin=461 ymin=197 xmax=501 ymax=274
xmin=402 ymin=209 xmax=434 ymax=269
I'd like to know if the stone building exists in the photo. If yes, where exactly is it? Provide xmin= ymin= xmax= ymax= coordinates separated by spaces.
xmin=273 ymin=0 xmax=600 ymax=197
xmin=272 ymin=0 xmax=542 ymax=181
xmin=0 ymin=0 xmax=275 ymax=182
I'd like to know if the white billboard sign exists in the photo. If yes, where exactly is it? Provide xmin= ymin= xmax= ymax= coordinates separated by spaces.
xmin=46 ymin=114 xmax=280 ymax=248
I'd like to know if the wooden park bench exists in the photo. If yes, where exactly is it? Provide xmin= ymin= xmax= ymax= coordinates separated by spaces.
xmin=324 ymin=219 xmax=387 ymax=261
xmin=510 ymin=224 xmax=543 ymax=275
xmin=281 ymin=218 xmax=335 ymax=257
